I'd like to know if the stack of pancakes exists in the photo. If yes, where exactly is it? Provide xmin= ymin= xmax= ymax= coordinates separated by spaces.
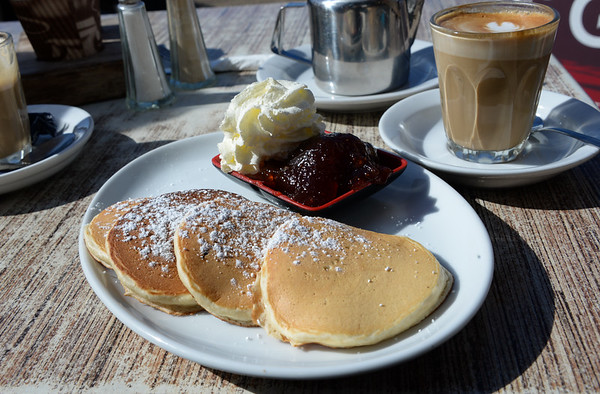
xmin=84 ymin=189 xmax=453 ymax=348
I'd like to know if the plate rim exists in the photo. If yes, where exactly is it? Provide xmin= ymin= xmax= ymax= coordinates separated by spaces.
xmin=257 ymin=40 xmax=439 ymax=111
xmin=378 ymin=89 xmax=599 ymax=185
xmin=79 ymin=132 xmax=494 ymax=379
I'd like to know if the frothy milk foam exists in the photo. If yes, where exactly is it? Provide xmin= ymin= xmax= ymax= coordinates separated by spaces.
xmin=486 ymin=21 xmax=519 ymax=32
xmin=431 ymin=4 xmax=558 ymax=156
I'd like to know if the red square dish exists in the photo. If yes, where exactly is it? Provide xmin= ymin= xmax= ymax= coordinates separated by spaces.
xmin=211 ymin=148 xmax=407 ymax=214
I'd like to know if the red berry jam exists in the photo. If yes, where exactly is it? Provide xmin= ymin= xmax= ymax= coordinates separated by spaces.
xmin=249 ymin=133 xmax=393 ymax=207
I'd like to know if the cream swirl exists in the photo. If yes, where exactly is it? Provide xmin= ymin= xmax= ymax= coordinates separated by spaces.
xmin=218 ymin=78 xmax=324 ymax=174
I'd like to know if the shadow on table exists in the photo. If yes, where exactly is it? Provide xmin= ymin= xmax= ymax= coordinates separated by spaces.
xmin=145 ymin=73 xmax=257 ymax=109
xmin=0 ymin=71 xmax=259 ymax=213
xmin=463 ymin=154 xmax=600 ymax=211
xmin=212 ymin=202 xmax=554 ymax=392
xmin=0 ymin=128 xmax=173 ymax=215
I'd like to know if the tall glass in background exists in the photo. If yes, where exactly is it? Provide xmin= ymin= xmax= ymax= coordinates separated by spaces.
xmin=166 ymin=0 xmax=215 ymax=90
xmin=118 ymin=0 xmax=174 ymax=111
xmin=0 ymin=32 xmax=31 ymax=165
xmin=430 ymin=2 xmax=559 ymax=163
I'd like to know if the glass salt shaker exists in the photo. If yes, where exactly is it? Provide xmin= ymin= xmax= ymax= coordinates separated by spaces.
xmin=166 ymin=0 xmax=215 ymax=90
xmin=117 ymin=0 xmax=174 ymax=110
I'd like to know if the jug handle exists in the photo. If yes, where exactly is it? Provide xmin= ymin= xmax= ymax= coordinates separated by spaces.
xmin=406 ymin=0 xmax=425 ymax=46
xmin=271 ymin=2 xmax=312 ymax=64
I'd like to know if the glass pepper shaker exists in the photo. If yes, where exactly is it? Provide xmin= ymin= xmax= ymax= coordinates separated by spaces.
xmin=117 ymin=0 xmax=174 ymax=110
xmin=166 ymin=0 xmax=215 ymax=90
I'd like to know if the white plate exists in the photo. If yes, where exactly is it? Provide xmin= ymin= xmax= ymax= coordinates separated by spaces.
xmin=78 ymin=132 xmax=493 ymax=379
xmin=256 ymin=40 xmax=438 ymax=111
xmin=379 ymin=89 xmax=600 ymax=188
xmin=0 ymin=104 xmax=94 ymax=194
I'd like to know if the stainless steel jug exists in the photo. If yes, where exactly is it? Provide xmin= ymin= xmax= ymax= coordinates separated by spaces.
xmin=271 ymin=0 xmax=425 ymax=96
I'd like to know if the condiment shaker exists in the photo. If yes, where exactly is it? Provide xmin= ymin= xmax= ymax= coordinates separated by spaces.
xmin=117 ymin=0 xmax=174 ymax=110
xmin=166 ymin=0 xmax=215 ymax=90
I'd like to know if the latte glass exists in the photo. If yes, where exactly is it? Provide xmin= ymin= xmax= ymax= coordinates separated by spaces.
xmin=430 ymin=2 xmax=559 ymax=163
xmin=0 ymin=32 xmax=31 ymax=165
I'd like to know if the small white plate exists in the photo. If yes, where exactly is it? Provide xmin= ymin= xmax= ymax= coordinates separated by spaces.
xmin=256 ymin=40 xmax=438 ymax=111
xmin=0 ymin=104 xmax=94 ymax=194
xmin=379 ymin=89 xmax=600 ymax=188
xmin=79 ymin=132 xmax=493 ymax=379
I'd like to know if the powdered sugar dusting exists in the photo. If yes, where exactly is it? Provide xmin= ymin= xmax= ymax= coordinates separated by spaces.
xmin=267 ymin=216 xmax=372 ymax=267
xmin=110 ymin=190 xmax=229 ymax=277
xmin=89 ymin=199 xmax=148 ymax=251
xmin=179 ymin=198 xmax=297 ymax=292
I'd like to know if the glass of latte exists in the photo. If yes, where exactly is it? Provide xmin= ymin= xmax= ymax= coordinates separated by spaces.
xmin=0 ymin=32 xmax=31 ymax=165
xmin=430 ymin=2 xmax=559 ymax=163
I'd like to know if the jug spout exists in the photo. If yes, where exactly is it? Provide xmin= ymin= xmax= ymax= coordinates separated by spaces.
xmin=406 ymin=0 xmax=425 ymax=45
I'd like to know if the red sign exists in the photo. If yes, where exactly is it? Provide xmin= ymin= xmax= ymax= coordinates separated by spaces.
xmin=536 ymin=0 xmax=600 ymax=106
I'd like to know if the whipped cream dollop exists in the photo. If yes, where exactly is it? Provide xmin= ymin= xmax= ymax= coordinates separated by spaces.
xmin=218 ymin=78 xmax=325 ymax=174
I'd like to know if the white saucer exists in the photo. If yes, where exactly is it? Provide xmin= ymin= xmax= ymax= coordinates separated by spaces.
xmin=79 ymin=132 xmax=493 ymax=379
xmin=379 ymin=89 xmax=600 ymax=188
xmin=256 ymin=40 xmax=438 ymax=111
xmin=0 ymin=104 xmax=94 ymax=194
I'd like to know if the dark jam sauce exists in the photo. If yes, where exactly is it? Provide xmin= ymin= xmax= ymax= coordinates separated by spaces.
xmin=249 ymin=133 xmax=392 ymax=207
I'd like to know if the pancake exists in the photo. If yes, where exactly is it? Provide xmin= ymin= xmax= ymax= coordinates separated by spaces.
xmin=253 ymin=216 xmax=453 ymax=348
xmin=175 ymin=198 xmax=298 ymax=326
xmin=106 ymin=189 xmax=245 ymax=315
xmin=84 ymin=198 xmax=146 ymax=269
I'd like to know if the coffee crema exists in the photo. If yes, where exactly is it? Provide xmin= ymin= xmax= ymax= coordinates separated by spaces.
xmin=438 ymin=10 xmax=553 ymax=34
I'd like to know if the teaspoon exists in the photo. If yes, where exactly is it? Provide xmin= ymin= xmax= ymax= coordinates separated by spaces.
xmin=532 ymin=116 xmax=600 ymax=148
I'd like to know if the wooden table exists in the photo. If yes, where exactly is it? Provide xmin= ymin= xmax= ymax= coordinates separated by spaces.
xmin=1 ymin=1 xmax=599 ymax=391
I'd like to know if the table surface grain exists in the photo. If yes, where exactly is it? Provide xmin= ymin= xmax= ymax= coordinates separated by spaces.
xmin=1 ymin=1 xmax=599 ymax=392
